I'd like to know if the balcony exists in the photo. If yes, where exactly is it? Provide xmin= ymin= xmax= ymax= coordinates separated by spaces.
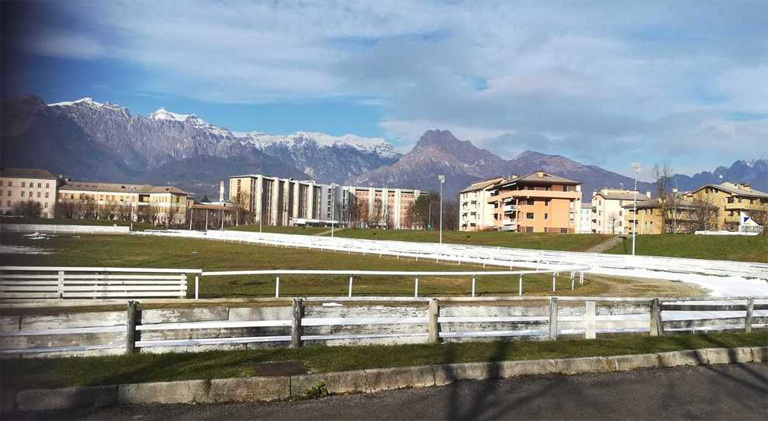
xmin=503 ymin=204 xmax=516 ymax=213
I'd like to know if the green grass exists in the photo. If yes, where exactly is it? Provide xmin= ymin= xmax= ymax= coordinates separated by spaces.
xmin=2 ymin=331 xmax=765 ymax=390
xmin=329 ymin=229 xmax=612 ymax=251
xmin=0 ymin=233 xmax=703 ymax=298
xmin=607 ymin=234 xmax=768 ymax=263
xmin=228 ymin=225 xmax=329 ymax=235
xmin=0 ymin=216 xmax=156 ymax=231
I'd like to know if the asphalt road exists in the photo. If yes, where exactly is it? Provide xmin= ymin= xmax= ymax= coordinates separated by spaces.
xmin=10 ymin=363 xmax=768 ymax=421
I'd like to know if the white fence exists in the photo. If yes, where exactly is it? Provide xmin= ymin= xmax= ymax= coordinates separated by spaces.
xmin=1 ymin=224 xmax=130 ymax=234
xmin=0 ymin=296 xmax=765 ymax=357
xmin=201 ymin=267 xmax=590 ymax=298
xmin=137 ymin=230 xmax=768 ymax=297
xmin=0 ymin=266 xmax=202 ymax=301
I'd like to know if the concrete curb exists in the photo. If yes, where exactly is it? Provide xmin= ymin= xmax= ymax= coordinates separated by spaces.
xmin=5 ymin=346 xmax=767 ymax=412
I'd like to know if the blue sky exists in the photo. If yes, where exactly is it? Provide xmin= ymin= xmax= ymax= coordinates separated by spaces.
xmin=2 ymin=0 xmax=767 ymax=179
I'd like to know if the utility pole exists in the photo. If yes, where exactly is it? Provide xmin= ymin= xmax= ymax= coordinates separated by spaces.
xmin=631 ymin=162 xmax=642 ymax=256
xmin=438 ymin=175 xmax=445 ymax=244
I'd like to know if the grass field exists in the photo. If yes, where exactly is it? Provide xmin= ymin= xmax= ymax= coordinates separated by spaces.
xmin=228 ymin=225 xmax=329 ymax=235
xmin=0 ymin=216 xmax=156 ymax=231
xmin=325 ymin=229 xmax=613 ymax=251
xmin=607 ymin=234 xmax=768 ymax=263
xmin=2 ymin=330 xmax=765 ymax=390
xmin=0 ymin=233 xmax=703 ymax=298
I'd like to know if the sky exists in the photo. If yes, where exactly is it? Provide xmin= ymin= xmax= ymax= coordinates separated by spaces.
xmin=2 ymin=0 xmax=767 ymax=180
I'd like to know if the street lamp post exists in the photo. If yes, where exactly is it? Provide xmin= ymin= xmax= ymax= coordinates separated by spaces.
xmin=631 ymin=163 xmax=642 ymax=256
xmin=438 ymin=175 xmax=445 ymax=244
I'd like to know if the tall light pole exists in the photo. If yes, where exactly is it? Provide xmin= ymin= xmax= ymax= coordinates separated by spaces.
xmin=438 ymin=175 xmax=445 ymax=244
xmin=631 ymin=162 xmax=642 ymax=256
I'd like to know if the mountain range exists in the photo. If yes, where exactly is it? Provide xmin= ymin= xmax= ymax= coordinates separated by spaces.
xmin=1 ymin=96 xmax=765 ymax=200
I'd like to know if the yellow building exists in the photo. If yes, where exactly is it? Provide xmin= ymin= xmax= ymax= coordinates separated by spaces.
xmin=622 ymin=197 xmax=699 ymax=235
xmin=686 ymin=182 xmax=768 ymax=231
xmin=0 ymin=168 xmax=59 ymax=218
xmin=58 ymin=181 xmax=192 ymax=224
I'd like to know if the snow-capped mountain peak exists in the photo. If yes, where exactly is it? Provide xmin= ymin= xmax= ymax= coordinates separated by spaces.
xmin=149 ymin=107 xmax=194 ymax=122
xmin=48 ymin=97 xmax=125 ymax=112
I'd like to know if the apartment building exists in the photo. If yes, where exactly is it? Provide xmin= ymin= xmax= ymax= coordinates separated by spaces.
xmin=459 ymin=177 xmax=505 ymax=231
xmin=591 ymin=189 xmax=650 ymax=234
xmin=345 ymin=186 xmax=420 ymax=229
xmin=686 ymin=182 xmax=768 ymax=231
xmin=58 ymin=181 xmax=192 ymax=224
xmin=578 ymin=203 xmax=594 ymax=234
xmin=0 ymin=168 xmax=59 ymax=218
xmin=229 ymin=174 xmax=420 ymax=229
xmin=486 ymin=171 xmax=582 ymax=233
xmin=622 ymin=197 xmax=699 ymax=235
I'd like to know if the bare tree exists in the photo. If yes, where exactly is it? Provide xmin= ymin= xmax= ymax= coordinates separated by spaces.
xmin=13 ymin=200 xmax=42 ymax=218
xmin=370 ymin=198 xmax=383 ymax=227
xmin=684 ymin=196 xmax=719 ymax=233
xmin=231 ymin=191 xmax=251 ymax=226
xmin=55 ymin=201 xmax=77 ymax=219
xmin=744 ymin=208 xmax=768 ymax=235
xmin=357 ymin=199 xmax=369 ymax=228
xmin=606 ymin=211 xmax=621 ymax=234
xmin=652 ymin=163 xmax=674 ymax=233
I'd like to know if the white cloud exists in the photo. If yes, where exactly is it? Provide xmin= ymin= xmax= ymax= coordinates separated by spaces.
xmin=17 ymin=0 xmax=768 ymax=173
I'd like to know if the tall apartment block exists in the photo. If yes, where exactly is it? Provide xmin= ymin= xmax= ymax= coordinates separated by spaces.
xmin=486 ymin=171 xmax=582 ymax=233
xmin=229 ymin=174 xmax=419 ymax=229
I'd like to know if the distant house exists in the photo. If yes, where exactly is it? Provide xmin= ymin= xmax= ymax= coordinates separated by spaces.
xmin=459 ymin=177 xmax=506 ymax=231
xmin=0 ymin=168 xmax=59 ymax=218
xmin=58 ymin=181 xmax=193 ymax=225
xmin=686 ymin=182 xmax=768 ymax=231
xmin=622 ymin=196 xmax=699 ymax=235
xmin=590 ymin=189 xmax=650 ymax=234
xmin=486 ymin=170 xmax=582 ymax=233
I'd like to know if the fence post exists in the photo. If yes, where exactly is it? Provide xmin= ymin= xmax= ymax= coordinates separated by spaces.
xmin=585 ymin=301 xmax=596 ymax=339
xmin=650 ymin=298 xmax=664 ymax=336
xmin=57 ymin=270 xmax=65 ymax=299
xmin=552 ymin=272 xmax=557 ymax=292
xmin=275 ymin=276 xmax=280 ymax=298
xmin=570 ymin=271 xmax=575 ymax=290
xmin=414 ymin=276 xmax=419 ymax=298
xmin=548 ymin=297 xmax=558 ymax=340
xmin=519 ymin=274 xmax=523 ymax=296
xmin=291 ymin=298 xmax=303 ymax=348
xmin=745 ymin=298 xmax=754 ymax=333
xmin=428 ymin=298 xmax=440 ymax=343
xmin=580 ymin=271 xmax=584 ymax=285
xmin=194 ymin=275 xmax=199 ymax=300
xmin=126 ymin=300 xmax=138 ymax=354
xmin=348 ymin=276 xmax=353 ymax=298
xmin=471 ymin=276 xmax=476 ymax=297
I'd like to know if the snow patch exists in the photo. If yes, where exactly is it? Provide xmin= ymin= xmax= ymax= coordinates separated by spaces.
xmin=48 ymin=97 xmax=124 ymax=112
xmin=0 ymin=245 xmax=52 ymax=255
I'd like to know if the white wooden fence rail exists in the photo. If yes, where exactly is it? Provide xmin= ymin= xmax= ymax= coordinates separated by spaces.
xmin=1 ymin=296 xmax=765 ymax=357
xmin=0 ymin=266 xmax=202 ymax=301
xmin=201 ymin=266 xmax=590 ymax=298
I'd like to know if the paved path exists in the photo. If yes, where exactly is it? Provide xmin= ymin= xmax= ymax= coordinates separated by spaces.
xmin=584 ymin=235 xmax=622 ymax=253
xmin=17 ymin=364 xmax=767 ymax=420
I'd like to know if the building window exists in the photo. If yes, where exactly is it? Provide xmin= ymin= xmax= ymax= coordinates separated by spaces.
xmin=526 ymin=212 xmax=535 ymax=219
xmin=544 ymin=213 xmax=549 ymax=220
xmin=38 ymin=183 xmax=41 ymax=188
xmin=7 ymin=191 xmax=10 ymax=197
xmin=46 ymin=183 xmax=50 ymax=188
xmin=0 ymin=181 xmax=3 ymax=186
xmin=20 ymin=191 xmax=24 ymax=197
xmin=37 ymin=192 xmax=41 ymax=198
xmin=6 ymin=200 xmax=10 ymax=206
xmin=21 ymin=181 xmax=25 ymax=187
xmin=727 ymin=197 xmax=734 ymax=203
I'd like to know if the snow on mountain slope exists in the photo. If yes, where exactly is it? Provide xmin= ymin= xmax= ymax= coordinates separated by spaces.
xmin=238 ymin=131 xmax=399 ymax=158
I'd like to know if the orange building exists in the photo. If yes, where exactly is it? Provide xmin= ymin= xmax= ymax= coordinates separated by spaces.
xmin=487 ymin=170 xmax=582 ymax=233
